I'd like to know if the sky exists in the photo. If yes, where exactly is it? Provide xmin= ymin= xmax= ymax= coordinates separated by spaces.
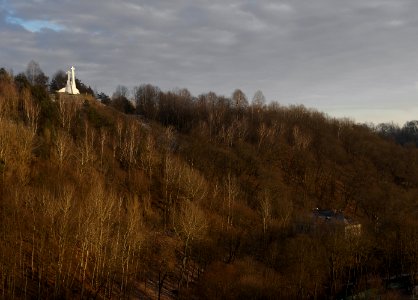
xmin=1 ymin=0 xmax=418 ymax=125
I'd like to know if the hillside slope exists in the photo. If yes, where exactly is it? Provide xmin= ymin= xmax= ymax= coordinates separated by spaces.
xmin=1 ymin=71 xmax=418 ymax=299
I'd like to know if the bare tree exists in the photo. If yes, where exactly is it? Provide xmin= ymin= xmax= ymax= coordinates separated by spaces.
xmin=99 ymin=128 xmax=107 ymax=168
xmin=21 ymin=88 xmax=40 ymax=135
xmin=54 ymin=130 xmax=72 ymax=170
xmin=121 ymin=120 xmax=140 ymax=169
xmin=0 ymin=77 xmax=19 ymax=120
xmin=259 ymin=192 xmax=272 ymax=235
xmin=252 ymin=90 xmax=266 ymax=109
xmin=141 ymin=134 xmax=160 ymax=181
xmin=134 ymin=84 xmax=161 ymax=117
xmin=232 ymin=89 xmax=248 ymax=109
xmin=276 ymin=195 xmax=293 ymax=229
xmin=293 ymin=125 xmax=312 ymax=150
xmin=25 ymin=60 xmax=48 ymax=87
xmin=219 ymin=124 xmax=235 ymax=147
xmin=174 ymin=201 xmax=208 ymax=246
xmin=179 ymin=163 xmax=208 ymax=203
xmin=0 ymin=120 xmax=33 ymax=183
xmin=232 ymin=117 xmax=248 ymax=142
xmin=78 ymin=121 xmax=96 ymax=170
xmin=162 ymin=154 xmax=179 ymax=228
xmin=257 ymin=122 xmax=269 ymax=151
xmin=57 ymin=96 xmax=81 ymax=132
xmin=115 ymin=117 xmax=124 ymax=150
xmin=224 ymin=173 xmax=239 ymax=228
xmin=42 ymin=184 xmax=75 ymax=297
xmin=174 ymin=201 xmax=208 ymax=288
xmin=113 ymin=85 xmax=130 ymax=99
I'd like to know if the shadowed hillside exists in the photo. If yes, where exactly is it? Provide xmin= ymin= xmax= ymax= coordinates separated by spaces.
xmin=1 ymin=67 xmax=418 ymax=299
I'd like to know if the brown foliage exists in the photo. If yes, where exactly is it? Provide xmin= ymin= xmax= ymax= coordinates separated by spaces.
xmin=2 ymin=73 xmax=418 ymax=299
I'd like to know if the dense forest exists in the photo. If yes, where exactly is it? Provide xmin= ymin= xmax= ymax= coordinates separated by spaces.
xmin=1 ymin=62 xmax=418 ymax=299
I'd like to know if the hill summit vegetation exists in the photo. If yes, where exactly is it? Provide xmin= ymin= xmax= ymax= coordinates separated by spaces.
xmin=1 ymin=62 xmax=418 ymax=299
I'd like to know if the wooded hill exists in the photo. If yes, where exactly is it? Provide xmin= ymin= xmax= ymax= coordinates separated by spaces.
xmin=1 ymin=67 xmax=418 ymax=299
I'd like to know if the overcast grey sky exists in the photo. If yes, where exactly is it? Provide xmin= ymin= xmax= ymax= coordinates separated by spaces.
xmin=1 ymin=0 xmax=418 ymax=125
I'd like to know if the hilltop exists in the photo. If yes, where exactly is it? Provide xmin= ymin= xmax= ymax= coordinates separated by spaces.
xmin=1 ymin=67 xmax=418 ymax=299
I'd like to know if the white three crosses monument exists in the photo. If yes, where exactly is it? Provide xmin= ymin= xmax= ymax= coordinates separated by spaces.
xmin=58 ymin=66 xmax=80 ymax=95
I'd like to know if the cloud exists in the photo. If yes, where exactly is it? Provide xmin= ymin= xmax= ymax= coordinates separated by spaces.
xmin=5 ymin=15 xmax=64 ymax=32
xmin=1 ymin=0 xmax=418 ymax=124
xmin=385 ymin=19 xmax=406 ymax=28
xmin=265 ymin=3 xmax=293 ymax=13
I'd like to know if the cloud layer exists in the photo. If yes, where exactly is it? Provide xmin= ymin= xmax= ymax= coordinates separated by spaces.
xmin=1 ymin=0 xmax=418 ymax=124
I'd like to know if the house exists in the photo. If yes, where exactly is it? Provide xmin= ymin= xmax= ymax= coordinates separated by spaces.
xmin=312 ymin=208 xmax=361 ymax=238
